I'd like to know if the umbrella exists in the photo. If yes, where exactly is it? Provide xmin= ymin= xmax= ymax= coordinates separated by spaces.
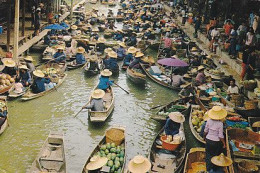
xmin=157 ymin=57 xmax=188 ymax=67
xmin=44 ymin=24 xmax=66 ymax=30
xmin=60 ymin=22 xmax=69 ymax=28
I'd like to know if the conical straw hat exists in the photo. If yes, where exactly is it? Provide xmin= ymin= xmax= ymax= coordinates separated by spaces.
xmin=252 ymin=121 xmax=260 ymax=127
xmin=191 ymin=47 xmax=198 ymax=52
xmin=33 ymin=70 xmax=44 ymax=78
xmin=108 ymin=51 xmax=117 ymax=58
xmin=208 ymin=106 xmax=227 ymax=120
xmin=91 ymin=89 xmax=105 ymax=99
xmin=19 ymin=65 xmax=28 ymax=70
xmin=127 ymin=47 xmax=137 ymax=54
xmin=128 ymin=155 xmax=151 ymax=173
xmin=101 ymin=69 xmax=112 ymax=76
xmin=71 ymin=25 xmax=78 ymax=30
xmin=98 ymin=37 xmax=106 ymax=43
xmin=104 ymin=48 xmax=113 ymax=54
xmin=119 ymin=42 xmax=126 ymax=48
xmin=168 ymin=112 xmax=185 ymax=123
xmin=89 ymin=56 xmax=98 ymax=62
xmin=24 ymin=56 xmax=34 ymax=62
xmin=135 ymin=52 xmax=144 ymax=58
xmin=77 ymin=47 xmax=85 ymax=53
xmin=211 ymin=153 xmax=233 ymax=167
xmin=197 ymin=65 xmax=205 ymax=71
xmin=2 ymin=58 xmax=16 ymax=67
xmin=86 ymin=155 xmax=108 ymax=170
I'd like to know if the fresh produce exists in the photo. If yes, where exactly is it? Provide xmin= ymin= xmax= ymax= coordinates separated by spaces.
xmin=191 ymin=107 xmax=206 ymax=133
xmin=158 ymin=105 xmax=186 ymax=117
xmin=42 ymin=68 xmax=57 ymax=75
xmin=0 ymin=73 xmax=14 ymax=90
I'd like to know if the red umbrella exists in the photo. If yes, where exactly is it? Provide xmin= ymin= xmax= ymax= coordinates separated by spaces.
xmin=157 ymin=57 xmax=188 ymax=67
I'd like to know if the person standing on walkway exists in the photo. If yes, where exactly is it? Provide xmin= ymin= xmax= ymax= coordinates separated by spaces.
xmin=34 ymin=10 xmax=41 ymax=36
xmin=31 ymin=5 xmax=36 ymax=28
xmin=194 ymin=16 xmax=201 ymax=38
xmin=209 ymin=27 xmax=220 ymax=52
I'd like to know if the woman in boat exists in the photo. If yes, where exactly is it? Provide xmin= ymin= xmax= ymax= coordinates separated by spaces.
xmin=2 ymin=58 xmax=17 ymax=77
xmin=85 ymin=156 xmax=108 ymax=172
xmin=88 ymin=56 xmax=100 ymax=72
xmin=83 ymin=89 xmax=105 ymax=112
xmin=24 ymin=56 xmax=35 ymax=74
xmin=165 ymin=112 xmax=185 ymax=136
xmin=116 ymin=42 xmax=126 ymax=60
xmin=18 ymin=65 xmax=32 ymax=87
xmin=31 ymin=70 xmax=51 ymax=94
xmin=53 ymin=46 xmax=66 ymax=63
xmin=113 ymin=30 xmax=123 ymax=41
xmin=96 ymin=37 xmax=107 ymax=54
xmin=75 ymin=47 xmax=86 ymax=65
xmin=203 ymin=106 xmax=227 ymax=172
xmin=171 ymin=72 xmax=186 ymax=88
xmin=97 ymin=69 xmax=113 ymax=92
xmin=129 ymin=51 xmax=144 ymax=69
xmin=70 ymin=25 xmax=78 ymax=36
xmin=104 ymin=51 xmax=119 ymax=72
xmin=195 ymin=65 xmax=206 ymax=86
xmin=13 ymin=77 xmax=24 ymax=94
xmin=128 ymin=155 xmax=151 ymax=173
xmin=227 ymin=79 xmax=239 ymax=95
xmin=209 ymin=153 xmax=233 ymax=173
xmin=123 ymin=47 xmax=137 ymax=66
xmin=126 ymin=33 xmax=137 ymax=46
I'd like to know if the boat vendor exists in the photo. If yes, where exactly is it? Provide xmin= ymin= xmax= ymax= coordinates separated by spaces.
xmin=113 ymin=30 xmax=123 ymax=41
xmin=0 ymin=105 xmax=7 ymax=118
xmin=195 ymin=65 xmax=206 ymax=86
xmin=31 ymin=70 xmax=51 ymax=93
xmin=129 ymin=51 xmax=144 ymax=69
xmin=53 ymin=46 xmax=66 ymax=63
xmin=209 ymin=153 xmax=233 ymax=173
xmin=97 ymin=69 xmax=113 ymax=92
xmin=13 ymin=77 xmax=24 ymax=94
xmin=24 ymin=56 xmax=35 ymax=74
xmin=126 ymin=33 xmax=137 ymax=46
xmin=104 ymin=51 xmax=119 ymax=72
xmin=77 ymin=39 xmax=92 ymax=54
xmin=83 ymin=89 xmax=106 ymax=111
xmin=203 ymin=106 xmax=227 ymax=172
xmin=75 ymin=47 xmax=86 ymax=65
xmin=2 ymin=58 xmax=17 ymax=77
xmin=116 ymin=42 xmax=126 ymax=60
xmin=85 ymin=155 xmax=108 ymax=171
xmin=18 ymin=65 xmax=32 ymax=87
xmin=227 ymin=79 xmax=239 ymax=95
xmin=123 ymin=47 xmax=137 ymax=66
xmin=117 ymin=8 xmax=123 ymax=16
xmin=70 ymin=25 xmax=78 ymax=36
xmin=108 ymin=9 xmax=114 ymax=17
xmin=96 ymin=37 xmax=107 ymax=54
xmin=165 ymin=112 xmax=185 ymax=136
xmin=128 ymin=155 xmax=152 ymax=173
xmin=88 ymin=56 xmax=100 ymax=72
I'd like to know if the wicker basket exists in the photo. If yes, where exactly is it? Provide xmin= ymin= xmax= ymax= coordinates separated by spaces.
xmin=243 ymin=80 xmax=257 ymax=91
xmin=231 ymin=94 xmax=243 ymax=107
xmin=238 ymin=160 xmax=259 ymax=173
xmin=244 ymin=100 xmax=258 ymax=110
xmin=105 ymin=128 xmax=125 ymax=146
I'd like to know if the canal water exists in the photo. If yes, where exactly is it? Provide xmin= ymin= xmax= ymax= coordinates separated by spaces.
xmin=0 ymin=2 xmax=203 ymax=172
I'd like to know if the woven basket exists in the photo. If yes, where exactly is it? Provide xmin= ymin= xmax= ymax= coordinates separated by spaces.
xmin=238 ymin=160 xmax=259 ymax=173
xmin=244 ymin=81 xmax=257 ymax=91
xmin=244 ymin=100 xmax=258 ymax=110
xmin=231 ymin=94 xmax=243 ymax=106
xmin=106 ymin=128 xmax=125 ymax=146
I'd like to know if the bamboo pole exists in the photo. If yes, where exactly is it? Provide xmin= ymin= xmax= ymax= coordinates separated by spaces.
xmin=13 ymin=0 xmax=20 ymax=63
xmin=22 ymin=0 xmax=26 ymax=36
xmin=70 ymin=0 xmax=73 ymax=19
xmin=6 ymin=0 xmax=11 ymax=51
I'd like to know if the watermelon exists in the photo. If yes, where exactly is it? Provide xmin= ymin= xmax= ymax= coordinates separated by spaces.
xmin=111 ymin=143 xmax=116 ymax=148
xmin=107 ymin=160 xmax=113 ymax=167
xmin=119 ymin=151 xmax=124 ymax=157
xmin=116 ymin=148 xmax=121 ymax=154
xmin=101 ymin=145 xmax=107 ymax=151
xmin=105 ymin=149 xmax=110 ymax=155
xmin=114 ymin=161 xmax=120 ymax=170
xmin=106 ymin=143 xmax=111 ymax=150
xmin=110 ymin=147 xmax=116 ymax=153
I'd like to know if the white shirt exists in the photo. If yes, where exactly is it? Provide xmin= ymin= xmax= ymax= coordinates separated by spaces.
xmin=227 ymin=86 xmax=239 ymax=94
xmin=211 ymin=29 xmax=220 ymax=38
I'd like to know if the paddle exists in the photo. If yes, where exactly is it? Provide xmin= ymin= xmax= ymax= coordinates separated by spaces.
xmin=113 ymin=82 xmax=129 ymax=94
xmin=150 ymin=104 xmax=165 ymax=110
xmin=74 ymin=100 xmax=91 ymax=118
xmin=141 ymin=43 xmax=151 ymax=53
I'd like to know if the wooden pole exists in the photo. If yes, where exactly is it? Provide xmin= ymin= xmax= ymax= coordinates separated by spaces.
xmin=22 ymin=0 xmax=26 ymax=36
xmin=70 ymin=0 xmax=73 ymax=19
xmin=13 ymin=0 xmax=20 ymax=63
xmin=6 ymin=0 xmax=11 ymax=52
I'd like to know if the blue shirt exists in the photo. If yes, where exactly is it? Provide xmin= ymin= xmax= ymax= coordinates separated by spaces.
xmin=19 ymin=71 xmax=31 ymax=83
xmin=32 ymin=78 xmax=51 ymax=93
xmin=97 ymin=76 xmax=113 ymax=90
xmin=124 ymin=53 xmax=133 ymax=64
xmin=165 ymin=118 xmax=181 ymax=136
xmin=75 ymin=53 xmax=86 ymax=64
xmin=114 ymin=33 xmax=123 ymax=41
xmin=53 ymin=52 xmax=66 ymax=63
xmin=129 ymin=58 xmax=141 ymax=69
xmin=105 ymin=58 xmax=118 ymax=70
xmin=116 ymin=47 xmax=126 ymax=58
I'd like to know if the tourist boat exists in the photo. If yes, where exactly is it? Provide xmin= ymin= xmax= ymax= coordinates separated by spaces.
xmin=248 ymin=117 xmax=260 ymax=133
xmin=126 ymin=68 xmax=146 ymax=85
xmin=226 ymin=128 xmax=260 ymax=173
xmin=82 ymin=126 xmax=126 ymax=173
xmin=140 ymin=63 xmax=181 ymax=91
xmin=21 ymin=74 xmax=67 ymax=101
xmin=67 ymin=63 xmax=85 ymax=70
xmin=152 ymin=97 xmax=191 ymax=122
xmin=8 ymin=86 xmax=29 ymax=99
xmin=88 ymin=87 xmax=114 ymax=122
xmin=149 ymin=126 xmax=186 ymax=172
xmin=29 ymin=132 xmax=66 ymax=172
xmin=0 ymin=96 xmax=8 ymax=135
xmin=183 ymin=148 xmax=206 ymax=173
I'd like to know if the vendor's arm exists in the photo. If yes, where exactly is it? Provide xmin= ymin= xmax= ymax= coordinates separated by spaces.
xmin=84 ymin=101 xmax=94 ymax=109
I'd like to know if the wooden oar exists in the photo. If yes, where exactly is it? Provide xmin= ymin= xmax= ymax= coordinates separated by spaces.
xmin=113 ymin=82 xmax=129 ymax=94
xmin=74 ymin=100 xmax=91 ymax=118
xmin=142 ymin=43 xmax=151 ymax=53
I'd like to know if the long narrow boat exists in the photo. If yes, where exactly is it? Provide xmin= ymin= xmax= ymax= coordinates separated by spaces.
xmin=88 ymin=87 xmax=114 ymax=122
xmin=149 ymin=125 xmax=186 ymax=172
xmin=67 ymin=63 xmax=85 ymax=70
xmin=140 ymin=63 xmax=181 ymax=91
xmin=21 ymin=74 xmax=67 ymax=101
xmin=84 ymin=62 xmax=100 ymax=76
xmin=126 ymin=68 xmax=146 ymax=85
xmin=8 ymin=86 xmax=29 ymax=99
xmin=82 ymin=126 xmax=126 ymax=173
xmin=29 ymin=132 xmax=66 ymax=172
xmin=0 ymin=96 xmax=8 ymax=135
xmin=183 ymin=148 xmax=206 ymax=173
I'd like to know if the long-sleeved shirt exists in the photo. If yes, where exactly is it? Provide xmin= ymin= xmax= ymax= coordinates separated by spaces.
xmin=53 ymin=52 xmax=66 ymax=63
xmin=31 ymin=78 xmax=51 ymax=93
xmin=97 ymin=76 xmax=113 ymax=90
xmin=26 ymin=62 xmax=35 ymax=73
xmin=165 ymin=118 xmax=181 ymax=136
xmin=195 ymin=72 xmax=206 ymax=85
xmin=129 ymin=58 xmax=141 ymax=69
xmin=85 ymin=98 xmax=105 ymax=111
xmin=204 ymin=119 xmax=224 ymax=141
xmin=19 ymin=71 xmax=32 ymax=84
xmin=75 ymin=53 xmax=86 ymax=64
xmin=171 ymin=75 xmax=185 ymax=87
xmin=116 ymin=47 xmax=126 ymax=59
xmin=124 ymin=53 xmax=133 ymax=65
xmin=104 ymin=58 xmax=118 ymax=70
xmin=114 ymin=33 xmax=123 ymax=41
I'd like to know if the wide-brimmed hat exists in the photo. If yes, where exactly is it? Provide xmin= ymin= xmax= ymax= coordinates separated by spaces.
xmin=169 ymin=112 xmax=185 ymax=123
xmin=135 ymin=52 xmax=144 ymax=58
xmin=203 ymin=111 xmax=210 ymax=121
xmin=104 ymin=48 xmax=113 ymax=54
xmin=85 ymin=23 xmax=92 ymax=28
xmin=183 ymin=74 xmax=191 ymax=79
xmin=71 ymin=25 xmax=78 ymax=30
xmin=2 ymin=58 xmax=16 ymax=67
xmin=91 ymin=89 xmax=105 ymax=99
xmin=33 ymin=70 xmax=45 ymax=78
xmin=108 ymin=51 xmax=117 ymax=58
xmin=19 ymin=65 xmax=28 ymax=70
xmin=197 ymin=65 xmax=205 ymax=71
xmin=89 ymin=56 xmax=98 ymax=62
xmin=208 ymin=106 xmax=227 ymax=120
xmin=98 ymin=37 xmax=106 ymax=43
xmin=211 ymin=153 xmax=233 ymax=167
xmin=77 ymin=47 xmax=85 ymax=53
xmin=101 ymin=69 xmax=112 ymax=76
xmin=191 ymin=47 xmax=198 ymax=52
xmin=24 ymin=56 xmax=34 ymax=62
xmin=119 ymin=42 xmax=126 ymax=48
xmin=86 ymin=155 xmax=108 ymax=170
xmin=128 ymin=155 xmax=151 ymax=173
xmin=127 ymin=47 xmax=137 ymax=54
xmin=92 ymin=27 xmax=99 ymax=32
xmin=209 ymin=91 xmax=217 ymax=96
xmin=57 ymin=46 xmax=64 ymax=50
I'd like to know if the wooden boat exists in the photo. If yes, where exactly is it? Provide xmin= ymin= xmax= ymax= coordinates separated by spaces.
xmin=42 ymin=47 xmax=56 ymax=62
xmin=0 ymin=84 xmax=14 ymax=95
xmin=29 ymin=131 xmax=66 ymax=172
xmin=126 ymin=68 xmax=146 ymax=85
xmin=21 ymin=74 xmax=67 ymax=101
xmin=183 ymin=148 xmax=206 ymax=173
xmin=226 ymin=128 xmax=260 ymax=173
xmin=40 ymin=62 xmax=67 ymax=74
xmin=140 ymin=63 xmax=181 ymax=91
xmin=149 ymin=126 xmax=186 ymax=172
xmin=248 ymin=117 xmax=260 ymax=132
xmin=152 ymin=97 xmax=191 ymax=122
xmin=0 ymin=96 xmax=8 ymax=135
xmin=8 ymin=86 xmax=29 ymax=99
xmin=115 ymin=15 xmax=124 ymax=22
xmin=67 ymin=63 xmax=85 ymax=70
xmin=31 ymin=40 xmax=48 ymax=51
xmin=90 ymin=0 xmax=97 ymax=4
xmin=82 ymin=126 xmax=126 ymax=173
xmin=88 ymin=87 xmax=114 ymax=122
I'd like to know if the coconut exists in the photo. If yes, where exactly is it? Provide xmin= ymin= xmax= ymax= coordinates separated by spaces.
xmin=0 ymin=85 xmax=3 ymax=90
xmin=2 ymin=74 xmax=6 ymax=79
xmin=9 ymin=78 xmax=14 ymax=83
xmin=6 ymin=75 xmax=11 ymax=80
xmin=1 ymin=80 xmax=6 ymax=85
xmin=5 ymin=80 xmax=10 ymax=86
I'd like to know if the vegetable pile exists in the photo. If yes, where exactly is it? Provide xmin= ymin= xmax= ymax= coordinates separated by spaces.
xmin=0 ymin=74 xmax=15 ymax=90
xmin=191 ymin=107 xmax=206 ymax=133
xmin=158 ymin=105 xmax=186 ymax=117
